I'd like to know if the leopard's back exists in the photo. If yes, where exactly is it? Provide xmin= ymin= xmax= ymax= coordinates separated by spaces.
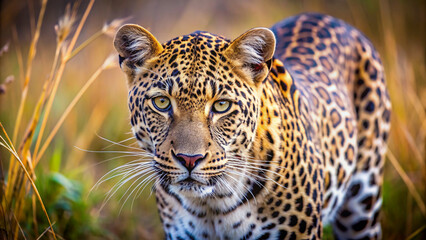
xmin=271 ymin=13 xmax=391 ymax=239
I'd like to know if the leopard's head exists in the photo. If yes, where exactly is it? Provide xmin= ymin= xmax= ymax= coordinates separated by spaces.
xmin=114 ymin=25 xmax=275 ymax=200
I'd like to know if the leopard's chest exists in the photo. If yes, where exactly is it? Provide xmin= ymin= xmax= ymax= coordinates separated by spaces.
xmin=159 ymin=196 xmax=262 ymax=239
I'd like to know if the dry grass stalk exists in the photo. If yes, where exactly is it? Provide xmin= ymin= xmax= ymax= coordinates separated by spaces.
xmin=387 ymin=150 xmax=426 ymax=216
xmin=11 ymin=27 xmax=25 ymax=87
xmin=4 ymin=1 xmax=48 ymax=238
xmin=0 ymin=123 xmax=57 ymax=240
xmin=30 ymin=2 xmax=78 ymax=167
xmin=35 ymin=222 xmax=67 ymax=240
xmin=376 ymin=1 xmax=425 ymax=236
xmin=35 ymin=53 xmax=116 ymax=165
xmin=12 ymin=212 xmax=26 ymax=240
xmin=11 ymin=0 xmax=47 ymax=144
xmin=32 ymin=0 xmax=94 ymax=166
xmin=1 ymin=0 xmax=122 ymax=238
xmin=67 ymin=16 xmax=130 ymax=60
xmin=406 ymin=225 xmax=426 ymax=240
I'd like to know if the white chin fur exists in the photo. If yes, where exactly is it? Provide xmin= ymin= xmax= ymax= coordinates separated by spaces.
xmin=169 ymin=184 xmax=215 ymax=198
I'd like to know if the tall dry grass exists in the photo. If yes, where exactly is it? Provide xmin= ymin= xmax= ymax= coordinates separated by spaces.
xmin=0 ymin=0 xmax=425 ymax=239
xmin=0 ymin=0 xmax=125 ymax=239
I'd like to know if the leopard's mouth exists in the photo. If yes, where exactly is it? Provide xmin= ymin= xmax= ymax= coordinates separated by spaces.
xmin=177 ymin=177 xmax=202 ymax=186
xmin=169 ymin=177 xmax=215 ymax=197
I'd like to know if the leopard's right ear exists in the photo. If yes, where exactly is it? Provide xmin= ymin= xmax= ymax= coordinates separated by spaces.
xmin=114 ymin=24 xmax=163 ymax=71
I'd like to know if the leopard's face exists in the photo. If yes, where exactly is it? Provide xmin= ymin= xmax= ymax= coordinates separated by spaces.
xmin=114 ymin=26 xmax=275 ymax=199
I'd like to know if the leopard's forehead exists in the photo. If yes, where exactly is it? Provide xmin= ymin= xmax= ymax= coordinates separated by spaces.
xmin=138 ymin=32 xmax=251 ymax=110
xmin=158 ymin=31 xmax=231 ymax=79
xmin=162 ymin=31 xmax=231 ymax=57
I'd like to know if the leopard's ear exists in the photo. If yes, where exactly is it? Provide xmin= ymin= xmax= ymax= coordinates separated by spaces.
xmin=224 ymin=28 xmax=276 ymax=83
xmin=114 ymin=24 xmax=163 ymax=70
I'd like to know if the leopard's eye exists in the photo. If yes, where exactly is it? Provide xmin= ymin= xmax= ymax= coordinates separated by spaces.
xmin=152 ymin=96 xmax=171 ymax=111
xmin=212 ymin=100 xmax=231 ymax=113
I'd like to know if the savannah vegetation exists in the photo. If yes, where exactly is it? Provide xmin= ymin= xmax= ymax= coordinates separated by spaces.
xmin=0 ymin=0 xmax=425 ymax=239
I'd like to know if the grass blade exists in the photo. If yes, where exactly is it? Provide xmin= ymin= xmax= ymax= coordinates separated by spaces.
xmin=0 ymin=123 xmax=57 ymax=240
xmin=387 ymin=150 xmax=426 ymax=216
xmin=35 ymin=54 xmax=116 ymax=164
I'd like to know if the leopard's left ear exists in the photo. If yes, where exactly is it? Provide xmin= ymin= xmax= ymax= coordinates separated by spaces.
xmin=224 ymin=28 xmax=276 ymax=83
xmin=114 ymin=24 xmax=163 ymax=71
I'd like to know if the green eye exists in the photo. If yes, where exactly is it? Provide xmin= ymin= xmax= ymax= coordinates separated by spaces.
xmin=212 ymin=100 xmax=231 ymax=113
xmin=152 ymin=96 xmax=171 ymax=111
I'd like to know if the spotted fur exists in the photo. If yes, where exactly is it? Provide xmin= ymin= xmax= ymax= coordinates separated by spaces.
xmin=113 ymin=13 xmax=391 ymax=239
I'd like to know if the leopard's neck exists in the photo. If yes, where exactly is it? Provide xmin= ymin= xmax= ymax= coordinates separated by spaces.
xmin=249 ymin=57 xmax=318 ymax=201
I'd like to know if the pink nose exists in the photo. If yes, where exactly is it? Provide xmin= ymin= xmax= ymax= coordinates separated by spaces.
xmin=174 ymin=153 xmax=206 ymax=171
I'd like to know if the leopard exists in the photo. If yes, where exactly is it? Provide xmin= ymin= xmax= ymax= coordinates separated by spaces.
xmin=113 ymin=12 xmax=391 ymax=240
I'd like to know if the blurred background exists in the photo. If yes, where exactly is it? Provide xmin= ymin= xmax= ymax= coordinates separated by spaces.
xmin=0 ymin=0 xmax=425 ymax=239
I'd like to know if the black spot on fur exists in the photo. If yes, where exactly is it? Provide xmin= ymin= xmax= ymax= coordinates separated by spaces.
xmin=352 ymin=219 xmax=369 ymax=232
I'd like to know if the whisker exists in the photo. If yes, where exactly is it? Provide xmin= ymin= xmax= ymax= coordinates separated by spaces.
xmin=131 ymin=171 xmax=160 ymax=210
xmin=227 ymin=154 xmax=283 ymax=165
xmin=227 ymin=160 xmax=286 ymax=177
xmin=227 ymin=165 xmax=287 ymax=191
xmin=91 ymin=161 xmax=152 ymax=193
xmin=223 ymin=172 xmax=255 ymax=207
xmin=118 ymin=174 xmax=147 ymax=215
xmin=75 ymin=147 xmax=153 ymax=156
xmin=136 ymin=170 xmax=161 ymax=199
xmin=100 ymin=167 xmax=149 ymax=211
xmin=149 ymin=173 xmax=167 ymax=198
xmin=227 ymin=164 xmax=285 ymax=180
xmin=119 ymin=170 xmax=157 ymax=214
xmin=228 ymin=160 xmax=286 ymax=171
xmin=96 ymin=134 xmax=143 ymax=151
xmin=101 ymin=136 xmax=137 ymax=150
xmin=87 ymin=154 xmax=147 ymax=169
xmin=225 ymin=169 xmax=270 ymax=205
xmin=225 ymin=167 xmax=269 ymax=201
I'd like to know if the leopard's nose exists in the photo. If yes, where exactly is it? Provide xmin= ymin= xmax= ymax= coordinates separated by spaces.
xmin=173 ymin=151 xmax=206 ymax=172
